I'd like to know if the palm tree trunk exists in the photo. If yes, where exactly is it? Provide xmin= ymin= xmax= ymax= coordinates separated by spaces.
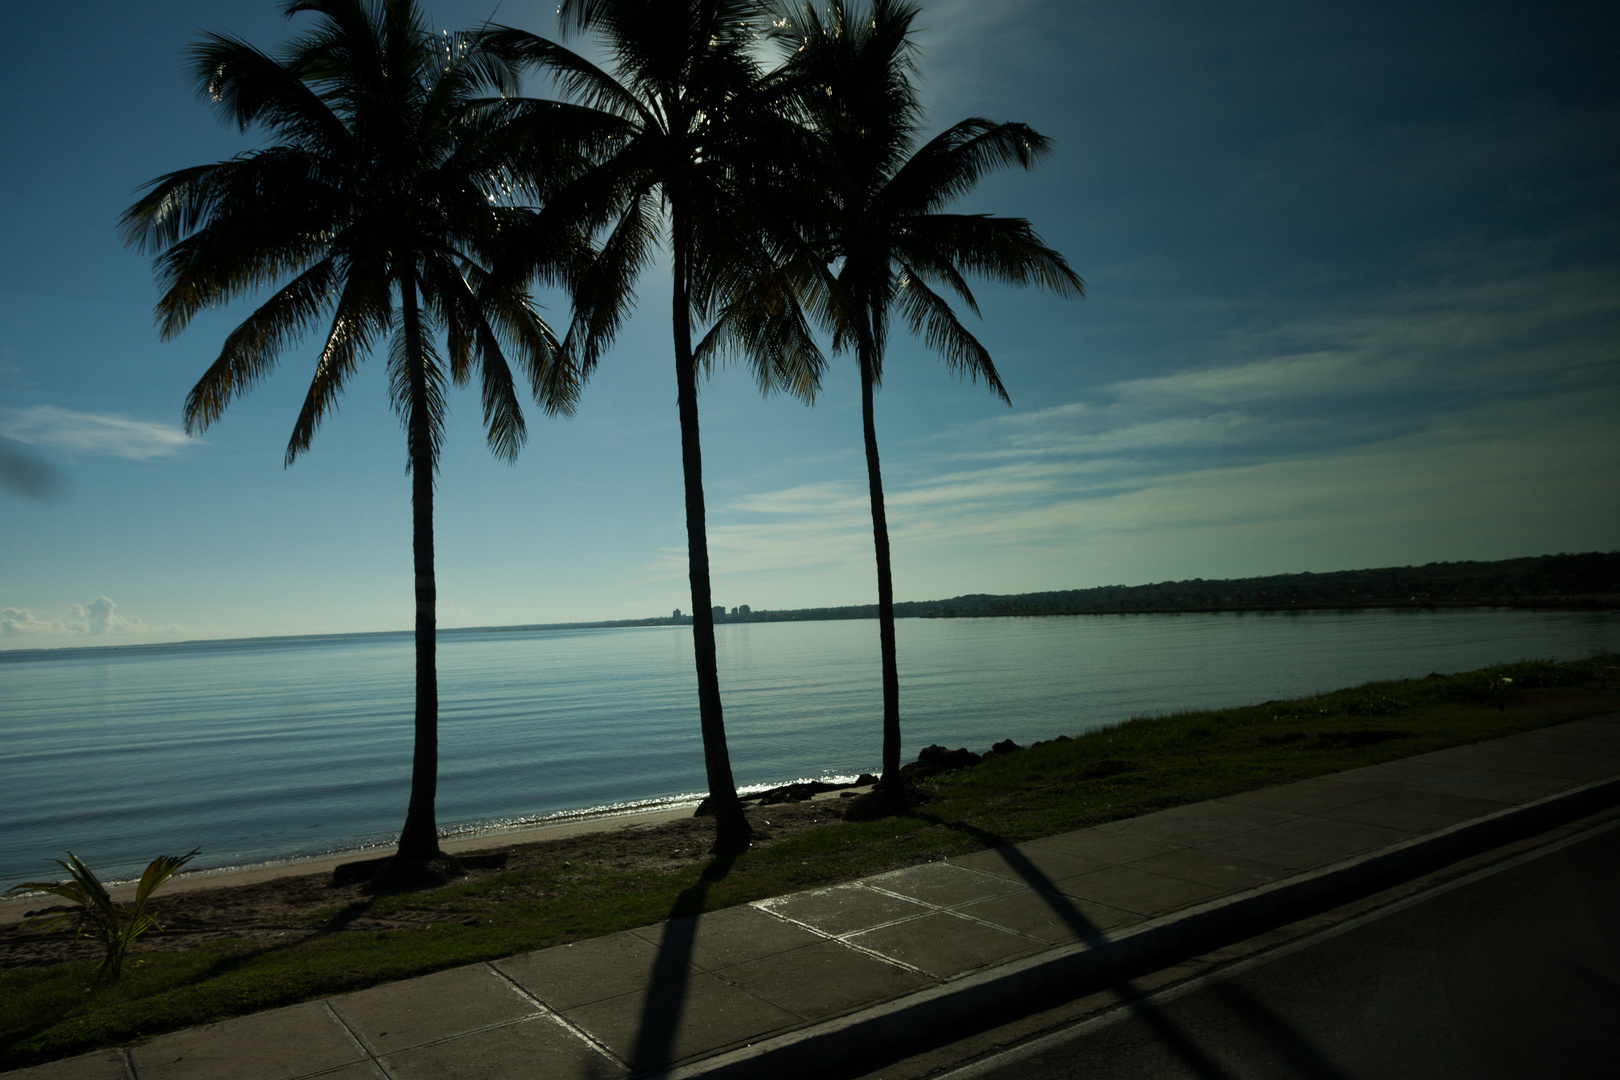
xmin=397 ymin=270 xmax=441 ymax=861
xmin=672 ymin=210 xmax=750 ymax=850
xmin=861 ymin=347 xmax=903 ymax=787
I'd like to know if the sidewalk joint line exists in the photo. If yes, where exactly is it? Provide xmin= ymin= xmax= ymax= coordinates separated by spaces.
xmin=485 ymin=960 xmax=629 ymax=1069
xmin=319 ymin=999 xmax=394 ymax=1080
xmin=859 ymin=882 xmax=1053 ymax=944
xmin=749 ymin=895 xmax=938 ymax=978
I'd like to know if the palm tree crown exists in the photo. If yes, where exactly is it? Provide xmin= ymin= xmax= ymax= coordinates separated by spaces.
xmin=488 ymin=0 xmax=824 ymax=849
xmin=120 ymin=0 xmax=578 ymax=864
xmin=772 ymin=0 xmax=1084 ymax=787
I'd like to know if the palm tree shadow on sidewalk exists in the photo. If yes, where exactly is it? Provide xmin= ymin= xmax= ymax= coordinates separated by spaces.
xmin=909 ymin=814 xmax=1356 ymax=1080
xmin=625 ymin=850 xmax=739 ymax=1074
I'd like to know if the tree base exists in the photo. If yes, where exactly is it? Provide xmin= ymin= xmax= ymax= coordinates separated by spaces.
xmin=712 ymin=812 xmax=755 ymax=854
xmin=331 ymin=852 xmax=467 ymax=892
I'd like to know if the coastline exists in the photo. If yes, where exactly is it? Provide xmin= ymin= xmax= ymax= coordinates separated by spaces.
xmin=0 ymin=800 xmax=705 ymax=926
xmin=4 ymin=659 xmax=1614 ymax=1070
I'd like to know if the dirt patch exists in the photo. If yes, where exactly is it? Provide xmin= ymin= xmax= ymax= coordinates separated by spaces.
xmin=0 ymin=800 xmax=845 ymax=969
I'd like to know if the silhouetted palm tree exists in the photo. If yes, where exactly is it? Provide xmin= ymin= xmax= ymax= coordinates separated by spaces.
xmin=488 ymin=0 xmax=823 ymax=850
xmin=120 ymin=0 xmax=579 ymax=866
xmin=773 ymin=0 xmax=1083 ymax=788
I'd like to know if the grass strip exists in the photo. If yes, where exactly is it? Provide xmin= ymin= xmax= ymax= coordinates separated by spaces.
xmin=3 ymin=653 xmax=1616 ymax=1069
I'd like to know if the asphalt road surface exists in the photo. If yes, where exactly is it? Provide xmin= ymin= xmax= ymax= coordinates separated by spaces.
xmin=952 ymin=822 xmax=1620 ymax=1080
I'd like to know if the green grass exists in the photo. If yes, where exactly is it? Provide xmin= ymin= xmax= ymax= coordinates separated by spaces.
xmin=3 ymin=654 xmax=1615 ymax=1069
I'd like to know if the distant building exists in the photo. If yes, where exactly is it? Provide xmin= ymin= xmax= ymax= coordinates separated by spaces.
xmin=712 ymin=605 xmax=725 ymax=620
xmin=738 ymin=604 xmax=751 ymax=616
xmin=672 ymin=608 xmax=681 ymax=619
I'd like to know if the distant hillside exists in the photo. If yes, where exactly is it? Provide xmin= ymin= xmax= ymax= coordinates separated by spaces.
xmin=471 ymin=552 xmax=1619 ymax=637
xmin=734 ymin=551 xmax=1620 ymax=622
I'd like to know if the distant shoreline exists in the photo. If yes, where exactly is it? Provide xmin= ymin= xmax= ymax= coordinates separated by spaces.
xmin=3 ymin=550 xmax=1614 ymax=658
xmin=6 ymin=600 xmax=1617 ymax=661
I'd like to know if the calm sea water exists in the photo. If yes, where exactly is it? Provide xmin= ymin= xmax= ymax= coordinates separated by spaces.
xmin=2 ymin=608 xmax=1616 ymax=884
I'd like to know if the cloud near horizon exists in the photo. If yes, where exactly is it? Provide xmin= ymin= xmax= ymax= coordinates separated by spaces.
xmin=0 ymin=406 xmax=192 ymax=461
xmin=0 ymin=596 xmax=149 ymax=639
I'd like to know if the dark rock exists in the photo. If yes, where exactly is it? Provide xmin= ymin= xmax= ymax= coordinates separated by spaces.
xmin=898 ymin=744 xmax=982 ymax=781
xmin=758 ymin=781 xmax=841 ymax=805
xmin=983 ymin=739 xmax=1022 ymax=759
xmin=842 ymin=785 xmax=925 ymax=822
xmin=697 ymin=776 xmax=875 ymax=816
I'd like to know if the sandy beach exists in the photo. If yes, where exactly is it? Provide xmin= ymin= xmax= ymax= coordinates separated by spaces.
xmin=0 ymin=801 xmax=710 ymax=927
xmin=0 ymin=790 xmax=868 ymax=929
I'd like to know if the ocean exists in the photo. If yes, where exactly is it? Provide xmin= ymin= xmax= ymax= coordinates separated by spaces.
xmin=2 ymin=607 xmax=1615 ymax=885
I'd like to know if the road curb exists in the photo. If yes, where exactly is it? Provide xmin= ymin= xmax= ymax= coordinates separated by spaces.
xmin=659 ymin=773 xmax=1620 ymax=1080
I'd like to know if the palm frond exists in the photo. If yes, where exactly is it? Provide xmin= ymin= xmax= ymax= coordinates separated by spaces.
xmin=133 ymin=150 xmax=343 ymax=338
xmin=562 ymin=186 xmax=661 ymax=372
xmin=894 ymin=268 xmax=1008 ymax=401
xmin=386 ymin=306 xmax=450 ymax=473
xmin=898 ymin=213 xmax=1084 ymax=299
xmin=697 ymin=255 xmax=828 ymax=402
xmin=184 ymin=30 xmax=347 ymax=151
xmin=885 ymin=119 xmax=1053 ymax=216
xmin=284 ymin=273 xmax=390 ymax=464
xmin=482 ymin=26 xmax=654 ymax=124
xmin=132 ymin=849 xmax=198 ymax=908
xmin=473 ymin=266 xmax=579 ymax=418
xmin=182 ymin=257 xmax=339 ymax=434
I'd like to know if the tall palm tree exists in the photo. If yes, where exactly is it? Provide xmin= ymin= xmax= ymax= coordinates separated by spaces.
xmin=487 ymin=0 xmax=822 ymax=850
xmin=120 ymin=0 xmax=579 ymax=866
xmin=772 ymin=0 xmax=1084 ymax=788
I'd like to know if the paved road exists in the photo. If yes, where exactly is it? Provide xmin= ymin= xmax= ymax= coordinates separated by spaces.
xmin=955 ymin=823 xmax=1620 ymax=1080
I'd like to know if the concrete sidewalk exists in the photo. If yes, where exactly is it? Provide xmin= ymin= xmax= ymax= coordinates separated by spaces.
xmin=14 ymin=715 xmax=1620 ymax=1080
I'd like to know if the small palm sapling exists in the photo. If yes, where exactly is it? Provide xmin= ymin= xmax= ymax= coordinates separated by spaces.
xmin=8 ymin=849 xmax=198 ymax=984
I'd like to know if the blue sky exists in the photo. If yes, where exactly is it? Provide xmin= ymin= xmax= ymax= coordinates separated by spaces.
xmin=1 ymin=0 xmax=1616 ymax=648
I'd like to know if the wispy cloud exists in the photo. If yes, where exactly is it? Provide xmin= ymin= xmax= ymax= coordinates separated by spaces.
xmin=662 ymin=260 xmax=1620 ymax=605
xmin=0 ymin=406 xmax=191 ymax=461
xmin=683 ymin=390 xmax=1617 ymax=603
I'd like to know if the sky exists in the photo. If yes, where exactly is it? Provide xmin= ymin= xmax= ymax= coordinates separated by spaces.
xmin=1 ymin=0 xmax=1616 ymax=648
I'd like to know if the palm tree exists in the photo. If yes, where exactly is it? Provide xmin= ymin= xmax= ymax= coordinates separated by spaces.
xmin=487 ymin=0 xmax=822 ymax=850
xmin=120 ymin=0 xmax=579 ymax=867
xmin=772 ymin=0 xmax=1083 ymax=789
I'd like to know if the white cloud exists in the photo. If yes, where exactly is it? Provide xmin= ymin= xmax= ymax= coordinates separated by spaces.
xmin=0 ymin=596 xmax=146 ymax=639
xmin=0 ymin=406 xmax=192 ymax=461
